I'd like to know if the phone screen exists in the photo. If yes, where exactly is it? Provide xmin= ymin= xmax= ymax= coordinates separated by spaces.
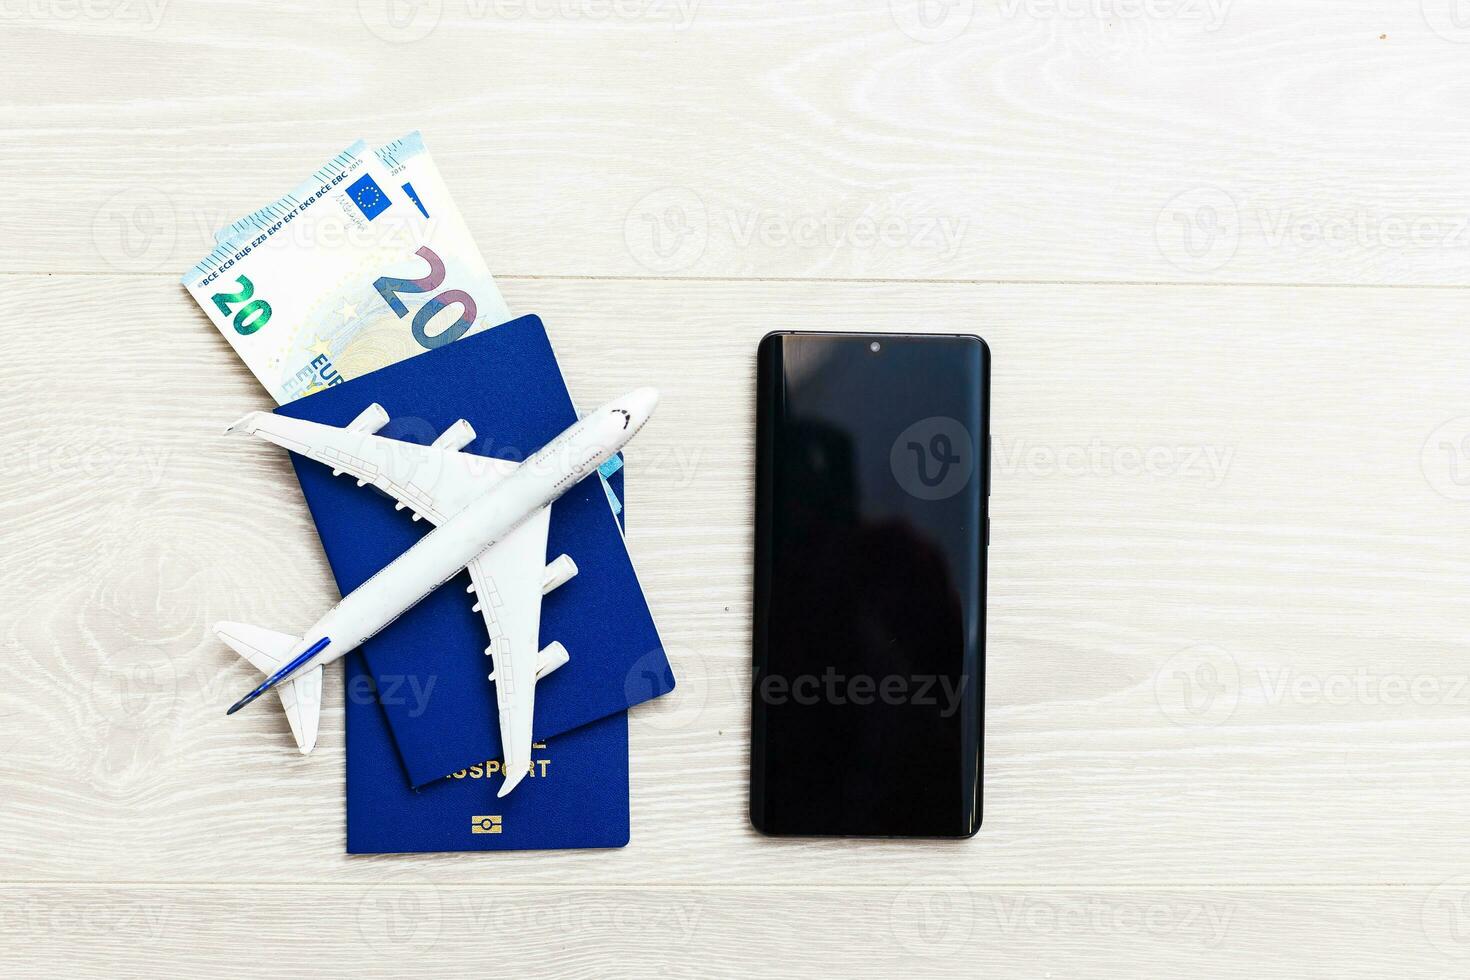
xmin=751 ymin=332 xmax=988 ymax=837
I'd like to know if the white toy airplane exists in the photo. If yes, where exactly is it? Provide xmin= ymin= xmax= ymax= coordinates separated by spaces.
xmin=215 ymin=387 xmax=658 ymax=798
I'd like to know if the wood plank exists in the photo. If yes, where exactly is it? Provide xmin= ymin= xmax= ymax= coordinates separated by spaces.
xmin=1 ymin=275 xmax=1467 ymax=886
xmin=0 ymin=885 xmax=1461 ymax=978
xmin=3 ymin=1 xmax=1469 ymax=283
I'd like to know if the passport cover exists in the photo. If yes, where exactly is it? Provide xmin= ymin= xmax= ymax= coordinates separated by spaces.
xmin=345 ymin=475 xmax=630 ymax=854
xmin=346 ymin=663 xmax=631 ymax=852
xmin=276 ymin=314 xmax=673 ymax=787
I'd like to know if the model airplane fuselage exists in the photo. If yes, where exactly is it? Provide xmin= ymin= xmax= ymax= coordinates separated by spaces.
xmin=215 ymin=387 xmax=658 ymax=797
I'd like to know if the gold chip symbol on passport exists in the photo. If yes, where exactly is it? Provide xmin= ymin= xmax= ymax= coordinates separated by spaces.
xmin=472 ymin=815 xmax=503 ymax=834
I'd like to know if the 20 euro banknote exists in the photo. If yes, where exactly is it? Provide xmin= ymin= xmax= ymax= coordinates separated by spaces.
xmin=184 ymin=137 xmax=511 ymax=405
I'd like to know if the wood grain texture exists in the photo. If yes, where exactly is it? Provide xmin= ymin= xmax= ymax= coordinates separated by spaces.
xmin=3 ymin=0 xmax=1470 ymax=284
xmin=5 ymin=0 xmax=1470 ymax=972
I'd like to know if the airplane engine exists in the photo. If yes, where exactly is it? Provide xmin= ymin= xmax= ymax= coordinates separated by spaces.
xmin=541 ymin=554 xmax=578 ymax=594
xmin=345 ymin=403 xmax=390 ymax=434
xmin=535 ymin=641 xmax=570 ymax=680
xmin=431 ymin=418 xmax=477 ymax=451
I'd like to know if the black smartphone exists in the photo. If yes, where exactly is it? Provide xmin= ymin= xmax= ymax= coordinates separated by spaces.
xmin=751 ymin=331 xmax=988 ymax=838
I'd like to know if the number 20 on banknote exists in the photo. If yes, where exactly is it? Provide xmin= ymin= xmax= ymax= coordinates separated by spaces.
xmin=211 ymin=275 xmax=273 ymax=336
xmin=373 ymin=245 xmax=478 ymax=349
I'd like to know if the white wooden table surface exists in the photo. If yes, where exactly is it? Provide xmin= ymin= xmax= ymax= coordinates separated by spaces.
xmin=3 ymin=1 xmax=1470 ymax=976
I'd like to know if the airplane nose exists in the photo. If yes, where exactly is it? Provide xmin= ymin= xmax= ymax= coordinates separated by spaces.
xmin=626 ymin=387 xmax=660 ymax=423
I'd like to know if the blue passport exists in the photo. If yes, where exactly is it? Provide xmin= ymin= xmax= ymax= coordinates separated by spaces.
xmin=346 ymin=656 xmax=631 ymax=852
xmin=275 ymin=314 xmax=673 ymax=788
xmin=345 ymin=471 xmax=630 ymax=854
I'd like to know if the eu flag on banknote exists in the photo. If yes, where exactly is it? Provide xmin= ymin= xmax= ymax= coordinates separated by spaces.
xmin=346 ymin=173 xmax=390 ymax=221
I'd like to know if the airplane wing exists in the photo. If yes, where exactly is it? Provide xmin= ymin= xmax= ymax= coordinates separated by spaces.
xmin=228 ymin=406 xmax=518 ymax=525
xmin=467 ymin=505 xmax=567 ymax=798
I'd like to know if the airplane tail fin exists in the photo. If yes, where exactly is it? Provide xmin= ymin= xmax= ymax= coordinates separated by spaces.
xmin=215 ymin=622 xmax=322 ymax=754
